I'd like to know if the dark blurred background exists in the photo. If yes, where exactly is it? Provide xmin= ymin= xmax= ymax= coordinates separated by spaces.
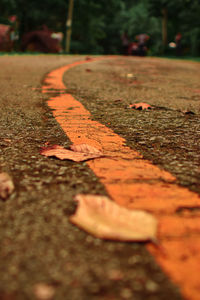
xmin=0 ymin=0 xmax=200 ymax=57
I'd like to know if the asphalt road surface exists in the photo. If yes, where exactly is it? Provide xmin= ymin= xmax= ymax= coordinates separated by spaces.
xmin=0 ymin=54 xmax=199 ymax=300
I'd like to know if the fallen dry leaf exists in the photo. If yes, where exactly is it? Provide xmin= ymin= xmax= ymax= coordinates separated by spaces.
xmin=70 ymin=194 xmax=157 ymax=242
xmin=0 ymin=172 xmax=14 ymax=199
xmin=34 ymin=283 xmax=55 ymax=300
xmin=44 ymin=141 xmax=51 ymax=146
xmin=70 ymin=143 xmax=102 ymax=155
xmin=85 ymin=56 xmax=92 ymax=61
xmin=40 ymin=144 xmax=103 ymax=162
xmin=129 ymin=102 xmax=152 ymax=110
xmin=3 ymin=138 xmax=12 ymax=143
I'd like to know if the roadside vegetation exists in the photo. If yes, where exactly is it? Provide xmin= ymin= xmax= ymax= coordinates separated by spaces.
xmin=0 ymin=0 xmax=200 ymax=57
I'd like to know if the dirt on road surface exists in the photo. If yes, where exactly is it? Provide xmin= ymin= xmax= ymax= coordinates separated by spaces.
xmin=0 ymin=54 xmax=199 ymax=300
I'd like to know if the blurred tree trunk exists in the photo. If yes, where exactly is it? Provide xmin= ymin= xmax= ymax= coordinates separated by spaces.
xmin=65 ymin=0 xmax=74 ymax=52
xmin=190 ymin=28 xmax=200 ymax=56
xmin=17 ymin=9 xmax=27 ymax=51
xmin=162 ymin=7 xmax=168 ymax=51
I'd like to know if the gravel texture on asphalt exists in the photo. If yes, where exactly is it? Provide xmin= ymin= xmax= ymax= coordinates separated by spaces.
xmin=0 ymin=54 xmax=196 ymax=300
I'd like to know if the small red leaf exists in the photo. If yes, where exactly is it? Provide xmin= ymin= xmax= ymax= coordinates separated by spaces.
xmin=131 ymin=80 xmax=143 ymax=85
xmin=129 ymin=102 xmax=152 ymax=110
xmin=85 ymin=56 xmax=92 ymax=61
xmin=193 ymin=89 xmax=200 ymax=94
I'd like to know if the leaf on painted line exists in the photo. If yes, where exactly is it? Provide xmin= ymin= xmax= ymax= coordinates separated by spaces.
xmin=70 ymin=143 xmax=102 ymax=155
xmin=40 ymin=144 xmax=103 ymax=162
xmin=129 ymin=102 xmax=152 ymax=110
xmin=70 ymin=194 xmax=157 ymax=242
xmin=0 ymin=172 xmax=14 ymax=199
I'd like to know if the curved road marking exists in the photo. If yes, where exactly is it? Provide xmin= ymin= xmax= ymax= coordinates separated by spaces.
xmin=42 ymin=57 xmax=200 ymax=300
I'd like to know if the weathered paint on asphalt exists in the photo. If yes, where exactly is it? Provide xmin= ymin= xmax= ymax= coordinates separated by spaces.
xmin=42 ymin=57 xmax=200 ymax=300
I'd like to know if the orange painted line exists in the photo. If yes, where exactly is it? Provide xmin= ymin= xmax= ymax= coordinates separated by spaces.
xmin=42 ymin=57 xmax=200 ymax=300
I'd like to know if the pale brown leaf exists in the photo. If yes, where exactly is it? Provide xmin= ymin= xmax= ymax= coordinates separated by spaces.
xmin=0 ymin=172 xmax=14 ymax=199
xmin=70 ymin=143 xmax=102 ymax=155
xmin=70 ymin=194 xmax=157 ymax=242
xmin=40 ymin=144 xmax=103 ymax=162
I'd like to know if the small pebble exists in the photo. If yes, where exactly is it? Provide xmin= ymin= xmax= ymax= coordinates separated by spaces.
xmin=120 ymin=288 xmax=133 ymax=299
xmin=145 ymin=280 xmax=159 ymax=292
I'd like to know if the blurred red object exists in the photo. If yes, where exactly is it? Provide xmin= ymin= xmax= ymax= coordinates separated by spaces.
xmin=8 ymin=15 xmax=17 ymax=23
xmin=128 ymin=42 xmax=138 ymax=55
xmin=21 ymin=26 xmax=62 ymax=53
xmin=0 ymin=24 xmax=12 ymax=51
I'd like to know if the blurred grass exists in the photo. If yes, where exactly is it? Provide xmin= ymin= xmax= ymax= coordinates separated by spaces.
xmin=0 ymin=52 xmax=199 ymax=62
xmin=160 ymin=55 xmax=200 ymax=62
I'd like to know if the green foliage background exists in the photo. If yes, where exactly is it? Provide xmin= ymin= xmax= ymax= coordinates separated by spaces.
xmin=0 ymin=0 xmax=199 ymax=55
